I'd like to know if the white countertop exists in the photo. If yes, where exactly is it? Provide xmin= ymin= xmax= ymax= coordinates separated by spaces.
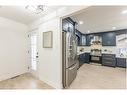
xmin=77 ymin=46 xmax=90 ymax=55
xmin=77 ymin=51 xmax=90 ymax=55
xmin=116 ymin=55 xmax=127 ymax=59
xmin=77 ymin=52 xmax=85 ymax=55
xmin=77 ymin=46 xmax=127 ymax=59
xmin=77 ymin=52 xmax=127 ymax=59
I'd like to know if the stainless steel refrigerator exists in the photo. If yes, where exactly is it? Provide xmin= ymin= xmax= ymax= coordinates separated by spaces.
xmin=62 ymin=31 xmax=78 ymax=88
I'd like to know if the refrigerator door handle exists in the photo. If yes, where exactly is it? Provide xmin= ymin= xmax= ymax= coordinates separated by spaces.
xmin=69 ymin=64 xmax=76 ymax=70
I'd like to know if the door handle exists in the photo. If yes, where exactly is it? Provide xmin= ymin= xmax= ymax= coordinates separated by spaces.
xmin=69 ymin=64 xmax=76 ymax=70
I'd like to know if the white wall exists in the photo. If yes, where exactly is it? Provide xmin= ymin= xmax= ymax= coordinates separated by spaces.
xmin=0 ymin=17 xmax=28 ymax=81
xmin=38 ymin=18 xmax=61 ymax=88
xmin=29 ymin=6 xmax=88 ymax=89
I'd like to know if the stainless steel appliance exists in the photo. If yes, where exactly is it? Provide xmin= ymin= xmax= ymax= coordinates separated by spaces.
xmin=62 ymin=31 xmax=77 ymax=88
xmin=90 ymin=35 xmax=102 ymax=63
xmin=91 ymin=36 xmax=102 ymax=44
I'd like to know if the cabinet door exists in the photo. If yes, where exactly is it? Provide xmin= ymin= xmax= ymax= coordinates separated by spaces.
xmin=76 ymin=35 xmax=80 ymax=46
xmin=62 ymin=19 xmax=69 ymax=32
xmin=86 ymin=35 xmax=90 ymax=46
xmin=102 ymin=54 xmax=116 ymax=67
xmin=116 ymin=58 xmax=126 ymax=68
xmin=68 ymin=22 xmax=74 ymax=34
xmin=81 ymin=34 xmax=86 ymax=46
xmin=79 ymin=54 xmax=85 ymax=63
xmin=85 ymin=53 xmax=90 ymax=63
xmin=76 ymin=31 xmax=82 ymax=46
xmin=86 ymin=35 xmax=93 ymax=46
xmin=102 ymin=32 xmax=116 ymax=46
xmin=79 ymin=33 xmax=83 ymax=45
xmin=82 ymin=53 xmax=86 ymax=63
xmin=102 ymin=60 xmax=116 ymax=67
xmin=78 ymin=31 xmax=82 ymax=46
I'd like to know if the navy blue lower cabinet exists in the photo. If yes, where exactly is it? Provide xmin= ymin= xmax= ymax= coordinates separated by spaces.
xmin=102 ymin=54 xmax=116 ymax=67
xmin=84 ymin=53 xmax=90 ymax=63
xmin=116 ymin=58 xmax=126 ymax=68
xmin=79 ymin=54 xmax=85 ymax=63
xmin=79 ymin=53 xmax=90 ymax=64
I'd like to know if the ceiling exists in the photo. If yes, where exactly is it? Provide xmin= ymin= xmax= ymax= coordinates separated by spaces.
xmin=0 ymin=6 xmax=62 ymax=24
xmin=71 ymin=6 xmax=127 ymax=34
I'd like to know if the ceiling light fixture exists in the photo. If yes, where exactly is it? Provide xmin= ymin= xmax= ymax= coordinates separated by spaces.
xmin=25 ymin=5 xmax=44 ymax=14
xmin=87 ymin=30 xmax=90 ymax=33
xmin=112 ymin=27 xmax=116 ymax=30
xmin=121 ymin=10 xmax=127 ymax=14
xmin=79 ymin=21 xmax=84 ymax=25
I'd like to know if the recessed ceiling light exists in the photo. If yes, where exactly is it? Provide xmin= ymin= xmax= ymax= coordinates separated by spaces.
xmin=79 ymin=21 xmax=84 ymax=25
xmin=121 ymin=10 xmax=127 ymax=14
xmin=112 ymin=27 xmax=116 ymax=30
xmin=87 ymin=30 xmax=90 ymax=33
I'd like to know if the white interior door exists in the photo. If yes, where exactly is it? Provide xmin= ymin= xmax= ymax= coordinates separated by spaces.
xmin=29 ymin=29 xmax=39 ymax=78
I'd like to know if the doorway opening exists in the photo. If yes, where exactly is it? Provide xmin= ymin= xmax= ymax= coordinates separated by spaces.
xmin=29 ymin=29 xmax=39 ymax=77
xmin=30 ymin=32 xmax=37 ymax=71
xmin=61 ymin=6 xmax=126 ymax=89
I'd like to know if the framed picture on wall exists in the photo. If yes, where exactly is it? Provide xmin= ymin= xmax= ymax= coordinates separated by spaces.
xmin=43 ymin=31 xmax=53 ymax=48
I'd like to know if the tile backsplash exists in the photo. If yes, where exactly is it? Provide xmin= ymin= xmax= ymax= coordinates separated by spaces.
xmin=116 ymin=47 xmax=127 ymax=58
xmin=102 ymin=46 xmax=117 ymax=54
xmin=116 ymin=33 xmax=127 ymax=58
xmin=77 ymin=46 xmax=90 ymax=53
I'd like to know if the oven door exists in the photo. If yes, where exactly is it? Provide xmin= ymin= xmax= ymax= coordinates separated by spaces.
xmin=91 ymin=55 xmax=101 ymax=63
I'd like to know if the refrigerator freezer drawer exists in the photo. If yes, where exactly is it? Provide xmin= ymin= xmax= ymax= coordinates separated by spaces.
xmin=66 ymin=63 xmax=77 ymax=87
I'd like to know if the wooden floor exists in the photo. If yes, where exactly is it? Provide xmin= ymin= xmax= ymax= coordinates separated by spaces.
xmin=69 ymin=63 xmax=126 ymax=89
xmin=0 ymin=73 xmax=53 ymax=89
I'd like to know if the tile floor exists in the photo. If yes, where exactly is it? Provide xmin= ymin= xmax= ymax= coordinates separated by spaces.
xmin=69 ymin=63 xmax=126 ymax=89
xmin=0 ymin=73 xmax=53 ymax=89
xmin=0 ymin=64 xmax=126 ymax=89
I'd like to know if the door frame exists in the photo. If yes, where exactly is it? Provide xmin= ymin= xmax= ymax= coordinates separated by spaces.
xmin=28 ymin=28 xmax=39 ymax=78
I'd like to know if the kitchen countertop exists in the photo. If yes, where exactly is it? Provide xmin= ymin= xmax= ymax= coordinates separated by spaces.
xmin=77 ymin=52 xmax=85 ymax=55
xmin=102 ymin=52 xmax=116 ymax=54
xmin=77 ymin=52 xmax=127 ymax=59
xmin=77 ymin=52 xmax=90 ymax=55
xmin=116 ymin=56 xmax=127 ymax=59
